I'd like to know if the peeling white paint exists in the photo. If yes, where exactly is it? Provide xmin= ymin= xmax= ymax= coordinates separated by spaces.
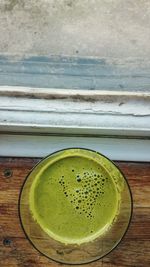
xmin=0 ymin=86 xmax=149 ymax=137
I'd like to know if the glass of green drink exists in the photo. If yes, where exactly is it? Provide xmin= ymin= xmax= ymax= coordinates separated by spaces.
xmin=19 ymin=148 xmax=132 ymax=264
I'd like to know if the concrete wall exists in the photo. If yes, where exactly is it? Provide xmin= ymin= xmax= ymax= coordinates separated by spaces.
xmin=0 ymin=0 xmax=150 ymax=59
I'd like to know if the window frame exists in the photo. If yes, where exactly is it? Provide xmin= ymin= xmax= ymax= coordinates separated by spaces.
xmin=0 ymin=56 xmax=150 ymax=161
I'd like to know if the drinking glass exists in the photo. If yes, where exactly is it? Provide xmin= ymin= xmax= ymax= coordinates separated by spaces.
xmin=19 ymin=148 xmax=132 ymax=264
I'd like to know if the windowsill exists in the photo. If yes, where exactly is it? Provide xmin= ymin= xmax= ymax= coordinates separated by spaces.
xmin=0 ymin=56 xmax=149 ymax=161
xmin=0 ymin=86 xmax=150 ymax=137
xmin=0 ymin=86 xmax=149 ymax=161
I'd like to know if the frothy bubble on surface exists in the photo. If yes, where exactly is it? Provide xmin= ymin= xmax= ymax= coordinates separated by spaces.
xmin=57 ymin=169 xmax=108 ymax=219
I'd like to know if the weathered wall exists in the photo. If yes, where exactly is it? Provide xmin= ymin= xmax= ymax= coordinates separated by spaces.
xmin=0 ymin=0 xmax=150 ymax=58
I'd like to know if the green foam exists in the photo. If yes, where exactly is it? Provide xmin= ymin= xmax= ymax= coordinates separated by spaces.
xmin=29 ymin=152 xmax=121 ymax=245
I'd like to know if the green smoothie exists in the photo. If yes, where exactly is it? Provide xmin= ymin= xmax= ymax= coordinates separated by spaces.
xmin=29 ymin=150 xmax=121 ymax=245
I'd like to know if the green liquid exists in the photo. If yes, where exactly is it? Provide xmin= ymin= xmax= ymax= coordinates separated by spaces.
xmin=30 ymin=153 xmax=120 ymax=245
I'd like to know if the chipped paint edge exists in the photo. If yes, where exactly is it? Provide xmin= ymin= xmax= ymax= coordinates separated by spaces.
xmin=0 ymin=86 xmax=149 ymax=138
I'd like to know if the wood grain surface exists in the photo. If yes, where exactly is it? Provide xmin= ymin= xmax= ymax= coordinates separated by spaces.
xmin=0 ymin=158 xmax=150 ymax=267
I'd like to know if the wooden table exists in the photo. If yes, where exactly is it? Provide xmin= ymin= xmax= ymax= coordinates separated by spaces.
xmin=0 ymin=158 xmax=150 ymax=267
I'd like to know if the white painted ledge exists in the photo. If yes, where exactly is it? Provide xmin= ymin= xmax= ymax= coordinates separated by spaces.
xmin=0 ymin=86 xmax=150 ymax=137
xmin=0 ymin=86 xmax=149 ymax=161
xmin=0 ymin=134 xmax=150 ymax=162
